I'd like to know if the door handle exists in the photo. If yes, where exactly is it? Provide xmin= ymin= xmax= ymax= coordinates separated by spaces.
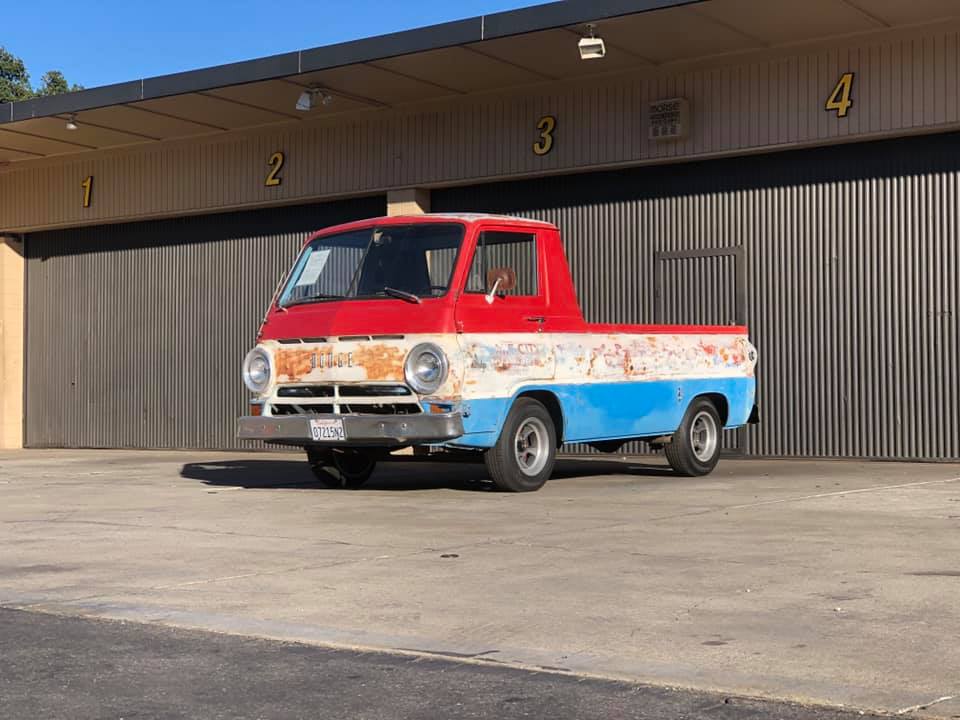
xmin=525 ymin=316 xmax=546 ymax=333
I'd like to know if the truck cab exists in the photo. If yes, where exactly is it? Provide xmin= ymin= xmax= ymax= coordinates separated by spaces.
xmin=238 ymin=214 xmax=758 ymax=491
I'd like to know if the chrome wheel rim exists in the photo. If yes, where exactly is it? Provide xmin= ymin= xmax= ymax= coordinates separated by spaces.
xmin=514 ymin=417 xmax=549 ymax=477
xmin=690 ymin=411 xmax=719 ymax=463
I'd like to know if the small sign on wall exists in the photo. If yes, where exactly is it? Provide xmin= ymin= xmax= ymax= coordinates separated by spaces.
xmin=648 ymin=98 xmax=690 ymax=141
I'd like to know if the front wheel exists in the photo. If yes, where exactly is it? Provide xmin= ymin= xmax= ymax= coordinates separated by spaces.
xmin=484 ymin=398 xmax=557 ymax=492
xmin=306 ymin=448 xmax=377 ymax=489
xmin=665 ymin=398 xmax=722 ymax=477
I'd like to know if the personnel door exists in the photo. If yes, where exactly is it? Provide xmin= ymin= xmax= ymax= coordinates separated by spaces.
xmin=654 ymin=246 xmax=747 ymax=454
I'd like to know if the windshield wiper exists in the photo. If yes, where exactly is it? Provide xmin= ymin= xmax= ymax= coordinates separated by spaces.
xmin=382 ymin=287 xmax=422 ymax=304
xmin=283 ymin=293 xmax=345 ymax=308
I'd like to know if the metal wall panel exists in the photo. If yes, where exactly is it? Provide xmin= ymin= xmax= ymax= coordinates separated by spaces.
xmin=24 ymin=196 xmax=385 ymax=449
xmin=434 ymin=131 xmax=960 ymax=461
xmin=5 ymin=23 xmax=960 ymax=232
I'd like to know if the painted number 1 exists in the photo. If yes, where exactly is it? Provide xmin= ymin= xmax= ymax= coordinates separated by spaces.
xmin=81 ymin=176 xmax=93 ymax=208
xmin=825 ymin=72 xmax=855 ymax=118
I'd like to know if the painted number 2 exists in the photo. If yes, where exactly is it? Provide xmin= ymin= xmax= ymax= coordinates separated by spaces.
xmin=265 ymin=151 xmax=285 ymax=187
xmin=533 ymin=115 xmax=556 ymax=156
xmin=81 ymin=176 xmax=93 ymax=208
xmin=825 ymin=73 xmax=855 ymax=118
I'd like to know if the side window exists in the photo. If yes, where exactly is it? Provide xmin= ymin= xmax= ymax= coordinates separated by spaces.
xmin=466 ymin=231 xmax=538 ymax=296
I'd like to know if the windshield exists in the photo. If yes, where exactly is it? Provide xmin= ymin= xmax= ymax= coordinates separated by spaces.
xmin=279 ymin=223 xmax=465 ymax=307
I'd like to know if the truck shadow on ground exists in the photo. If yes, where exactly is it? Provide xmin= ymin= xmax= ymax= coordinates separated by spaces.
xmin=179 ymin=458 xmax=675 ymax=492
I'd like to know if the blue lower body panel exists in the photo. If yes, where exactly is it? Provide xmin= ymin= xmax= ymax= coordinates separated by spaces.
xmin=448 ymin=377 xmax=756 ymax=449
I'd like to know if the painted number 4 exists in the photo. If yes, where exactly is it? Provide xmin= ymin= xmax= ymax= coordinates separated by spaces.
xmin=825 ymin=72 xmax=855 ymax=118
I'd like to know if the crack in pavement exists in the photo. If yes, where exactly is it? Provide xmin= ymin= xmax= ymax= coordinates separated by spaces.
xmin=896 ymin=694 xmax=957 ymax=715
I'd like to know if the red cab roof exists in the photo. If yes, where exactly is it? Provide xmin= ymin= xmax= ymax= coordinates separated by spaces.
xmin=301 ymin=213 xmax=558 ymax=245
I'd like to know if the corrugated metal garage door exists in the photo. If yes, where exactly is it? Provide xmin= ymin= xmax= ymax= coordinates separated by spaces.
xmin=434 ymin=132 xmax=960 ymax=461
xmin=25 ymin=197 xmax=384 ymax=449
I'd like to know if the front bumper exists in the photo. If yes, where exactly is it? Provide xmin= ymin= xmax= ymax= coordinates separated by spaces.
xmin=237 ymin=412 xmax=464 ymax=447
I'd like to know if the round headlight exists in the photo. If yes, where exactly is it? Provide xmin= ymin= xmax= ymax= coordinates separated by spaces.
xmin=242 ymin=347 xmax=272 ymax=394
xmin=404 ymin=343 xmax=449 ymax=394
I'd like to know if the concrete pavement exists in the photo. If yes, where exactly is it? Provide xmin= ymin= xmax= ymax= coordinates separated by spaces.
xmin=1 ymin=450 xmax=958 ymax=716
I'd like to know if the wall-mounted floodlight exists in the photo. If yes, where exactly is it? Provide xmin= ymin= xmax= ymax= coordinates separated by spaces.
xmin=295 ymin=88 xmax=334 ymax=112
xmin=578 ymin=24 xmax=606 ymax=60
xmin=65 ymin=114 xmax=79 ymax=130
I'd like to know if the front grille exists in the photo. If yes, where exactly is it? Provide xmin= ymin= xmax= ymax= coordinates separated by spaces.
xmin=272 ymin=403 xmax=334 ymax=415
xmin=339 ymin=385 xmax=412 ymax=398
xmin=268 ymin=383 xmax=421 ymax=417
xmin=277 ymin=386 xmax=335 ymax=398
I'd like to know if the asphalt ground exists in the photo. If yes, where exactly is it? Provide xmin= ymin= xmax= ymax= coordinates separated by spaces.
xmin=1 ymin=450 xmax=959 ymax=717
xmin=0 ymin=607 xmax=903 ymax=720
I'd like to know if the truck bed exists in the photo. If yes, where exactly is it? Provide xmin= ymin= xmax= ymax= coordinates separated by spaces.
xmin=585 ymin=323 xmax=748 ymax=335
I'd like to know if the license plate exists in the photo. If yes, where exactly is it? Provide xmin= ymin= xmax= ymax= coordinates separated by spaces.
xmin=309 ymin=418 xmax=346 ymax=442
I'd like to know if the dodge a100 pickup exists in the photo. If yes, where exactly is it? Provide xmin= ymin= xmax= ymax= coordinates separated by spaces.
xmin=238 ymin=214 xmax=759 ymax=492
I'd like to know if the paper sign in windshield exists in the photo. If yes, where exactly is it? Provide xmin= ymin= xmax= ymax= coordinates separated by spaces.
xmin=296 ymin=249 xmax=332 ymax=286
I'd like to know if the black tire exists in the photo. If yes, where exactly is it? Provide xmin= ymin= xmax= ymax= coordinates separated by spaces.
xmin=484 ymin=398 xmax=557 ymax=492
xmin=306 ymin=448 xmax=377 ymax=489
xmin=665 ymin=398 xmax=722 ymax=477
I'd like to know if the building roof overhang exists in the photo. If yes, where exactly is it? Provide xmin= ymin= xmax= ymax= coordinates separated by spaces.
xmin=1 ymin=0 xmax=958 ymax=165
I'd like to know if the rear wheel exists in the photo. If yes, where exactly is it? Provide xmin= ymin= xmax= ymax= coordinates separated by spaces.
xmin=484 ymin=398 xmax=557 ymax=492
xmin=306 ymin=448 xmax=377 ymax=489
xmin=665 ymin=398 xmax=722 ymax=477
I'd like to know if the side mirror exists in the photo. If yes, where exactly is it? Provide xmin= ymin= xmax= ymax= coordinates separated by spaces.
xmin=485 ymin=267 xmax=517 ymax=304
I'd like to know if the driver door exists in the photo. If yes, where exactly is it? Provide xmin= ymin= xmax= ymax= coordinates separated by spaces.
xmin=455 ymin=226 xmax=556 ymax=385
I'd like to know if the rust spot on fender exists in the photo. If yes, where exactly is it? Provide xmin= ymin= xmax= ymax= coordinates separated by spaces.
xmin=352 ymin=344 xmax=405 ymax=381
xmin=445 ymin=368 xmax=464 ymax=395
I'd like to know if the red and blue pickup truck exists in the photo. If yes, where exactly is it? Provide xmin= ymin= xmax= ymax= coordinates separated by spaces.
xmin=238 ymin=214 xmax=759 ymax=492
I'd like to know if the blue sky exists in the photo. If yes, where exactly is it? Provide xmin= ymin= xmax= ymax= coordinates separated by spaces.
xmin=4 ymin=0 xmax=534 ymax=91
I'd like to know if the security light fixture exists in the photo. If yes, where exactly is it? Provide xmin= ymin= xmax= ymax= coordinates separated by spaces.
xmin=295 ymin=87 xmax=334 ymax=112
xmin=65 ymin=114 xmax=79 ymax=131
xmin=578 ymin=24 xmax=606 ymax=60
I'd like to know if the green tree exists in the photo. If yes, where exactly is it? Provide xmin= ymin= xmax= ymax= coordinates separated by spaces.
xmin=36 ymin=70 xmax=83 ymax=97
xmin=0 ymin=47 xmax=83 ymax=103
xmin=0 ymin=46 xmax=33 ymax=103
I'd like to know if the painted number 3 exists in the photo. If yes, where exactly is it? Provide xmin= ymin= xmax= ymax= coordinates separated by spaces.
xmin=825 ymin=73 xmax=855 ymax=118
xmin=533 ymin=115 xmax=556 ymax=156
xmin=265 ymin=151 xmax=285 ymax=187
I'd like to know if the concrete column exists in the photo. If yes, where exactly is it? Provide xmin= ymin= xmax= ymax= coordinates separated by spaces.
xmin=0 ymin=236 xmax=23 ymax=449
xmin=386 ymin=188 xmax=431 ymax=216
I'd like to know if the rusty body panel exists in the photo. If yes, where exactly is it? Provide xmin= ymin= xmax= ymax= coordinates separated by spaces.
xmin=255 ymin=330 xmax=756 ymax=435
